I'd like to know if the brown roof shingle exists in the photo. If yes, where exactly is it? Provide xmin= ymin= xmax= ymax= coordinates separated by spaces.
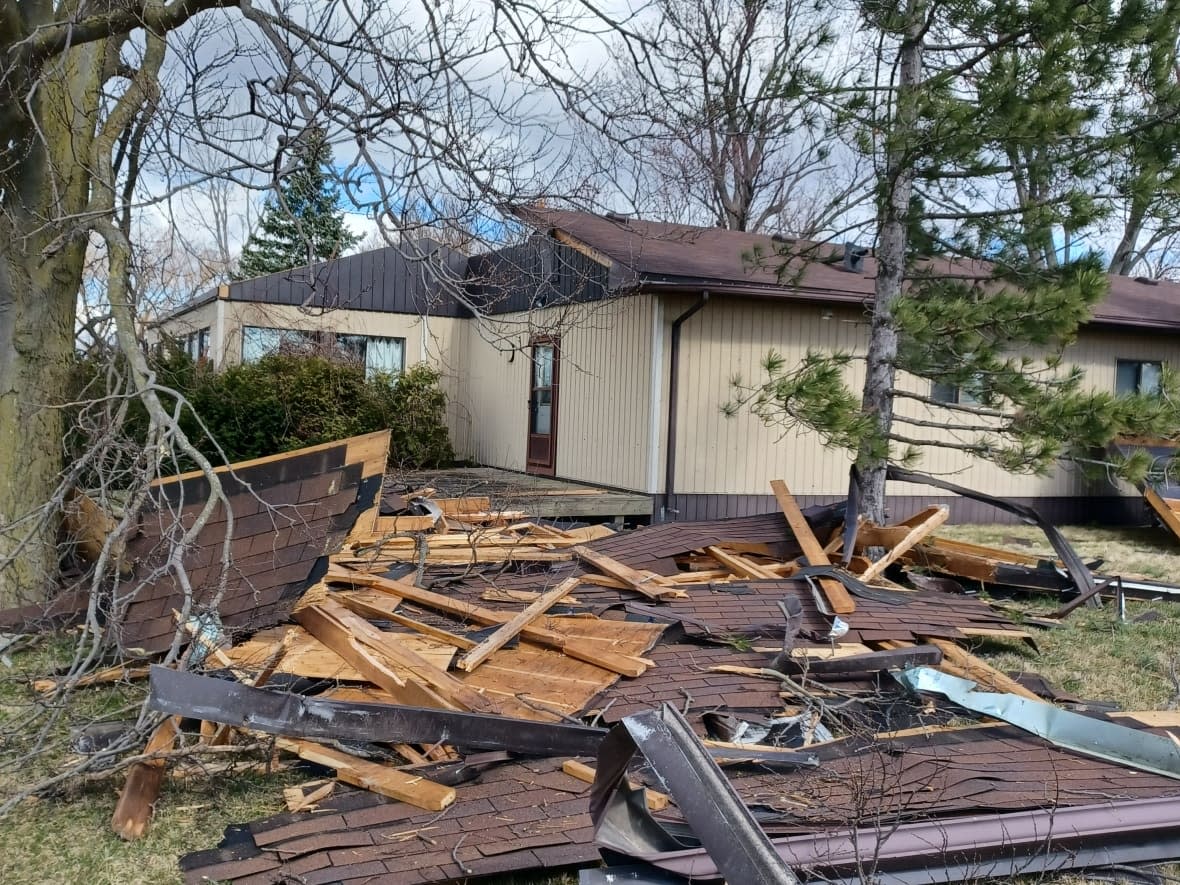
xmin=516 ymin=207 xmax=1180 ymax=333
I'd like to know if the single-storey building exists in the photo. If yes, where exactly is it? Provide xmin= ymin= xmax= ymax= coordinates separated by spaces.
xmin=155 ymin=208 xmax=1180 ymax=523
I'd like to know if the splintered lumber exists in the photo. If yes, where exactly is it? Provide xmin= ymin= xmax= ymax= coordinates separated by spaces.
xmin=222 ymin=626 xmax=366 ymax=681
xmin=857 ymin=506 xmax=949 ymax=583
xmin=296 ymin=604 xmax=458 ymax=710
xmin=1146 ymin=486 xmax=1180 ymax=543
xmin=1111 ymin=711 xmax=1180 ymax=728
xmin=63 ymin=488 xmax=129 ymax=574
xmin=770 ymin=479 xmax=855 ymax=614
xmin=327 ymin=566 xmax=650 ymax=677
xmin=482 ymin=587 xmax=582 ymax=604
xmin=562 ymin=759 xmax=669 ymax=811
xmin=338 ymin=592 xmax=478 ymax=650
xmin=34 ymin=664 xmax=151 ymax=695
xmin=433 ymin=496 xmax=492 ymax=515
xmin=370 ymin=515 xmax=438 ymax=534
xmin=704 ymin=545 xmax=780 ymax=580
xmin=284 ymin=780 xmax=336 ymax=813
xmin=110 ymin=716 xmax=179 ymax=840
xmin=302 ymin=599 xmax=497 ymax=714
xmin=457 ymin=578 xmax=580 ymax=672
xmin=571 ymin=546 xmax=686 ymax=599
xmin=274 ymin=738 xmax=455 ymax=811
xmin=921 ymin=638 xmax=1040 ymax=701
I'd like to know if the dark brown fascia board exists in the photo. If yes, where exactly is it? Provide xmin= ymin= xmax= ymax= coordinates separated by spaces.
xmin=640 ymin=278 xmax=869 ymax=308
xmin=641 ymin=279 xmax=1180 ymax=335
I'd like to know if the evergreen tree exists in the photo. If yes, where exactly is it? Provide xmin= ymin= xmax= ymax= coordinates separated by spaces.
xmin=236 ymin=130 xmax=361 ymax=279
xmin=729 ymin=0 xmax=1180 ymax=521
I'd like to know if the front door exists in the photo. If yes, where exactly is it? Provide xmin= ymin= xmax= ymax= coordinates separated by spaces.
xmin=526 ymin=339 xmax=559 ymax=475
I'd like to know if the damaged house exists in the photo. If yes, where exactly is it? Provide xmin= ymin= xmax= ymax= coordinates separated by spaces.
xmin=155 ymin=208 xmax=1180 ymax=523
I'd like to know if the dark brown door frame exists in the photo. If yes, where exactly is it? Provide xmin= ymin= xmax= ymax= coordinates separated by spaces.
xmin=526 ymin=337 xmax=560 ymax=476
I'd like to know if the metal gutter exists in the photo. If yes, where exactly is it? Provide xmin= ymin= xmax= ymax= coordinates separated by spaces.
xmin=590 ymin=704 xmax=797 ymax=885
xmin=895 ymin=666 xmax=1180 ymax=780
xmin=662 ymin=292 xmax=709 ymax=520
xmin=641 ymin=795 xmax=1180 ymax=882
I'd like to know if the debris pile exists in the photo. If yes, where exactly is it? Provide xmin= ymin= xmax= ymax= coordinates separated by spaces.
xmin=7 ymin=435 xmax=1180 ymax=884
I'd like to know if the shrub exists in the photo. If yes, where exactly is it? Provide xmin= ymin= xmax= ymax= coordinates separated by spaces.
xmin=67 ymin=346 xmax=455 ymax=473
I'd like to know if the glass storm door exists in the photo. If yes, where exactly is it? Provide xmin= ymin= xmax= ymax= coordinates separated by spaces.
xmin=526 ymin=341 xmax=558 ymax=475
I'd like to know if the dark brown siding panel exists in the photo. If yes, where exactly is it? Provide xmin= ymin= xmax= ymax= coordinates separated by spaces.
xmin=662 ymin=493 xmax=1148 ymax=526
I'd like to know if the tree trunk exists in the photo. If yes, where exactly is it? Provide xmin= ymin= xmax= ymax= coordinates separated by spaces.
xmin=857 ymin=0 xmax=925 ymax=524
xmin=0 ymin=245 xmax=84 ymax=607
xmin=1109 ymin=196 xmax=1147 ymax=276
xmin=0 ymin=34 xmax=103 ymax=607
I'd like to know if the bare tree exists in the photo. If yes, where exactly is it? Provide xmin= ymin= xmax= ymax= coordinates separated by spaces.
xmin=0 ymin=0 xmax=618 ymax=608
xmin=579 ymin=0 xmax=860 ymax=235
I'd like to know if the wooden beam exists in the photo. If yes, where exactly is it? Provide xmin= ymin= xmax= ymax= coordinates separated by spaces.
xmin=432 ymin=496 xmax=492 ymax=514
xmin=704 ymin=545 xmax=779 ymax=580
xmin=769 ymin=479 xmax=855 ymax=614
xmin=155 ymin=430 xmax=390 ymax=486
xmin=111 ymin=716 xmax=179 ymax=840
xmin=309 ymin=599 xmax=498 ymax=714
xmin=369 ymin=515 xmax=438 ymax=534
xmin=34 ymin=664 xmax=151 ymax=695
xmin=552 ymin=228 xmax=613 ymax=268
xmin=275 ymin=738 xmax=455 ymax=811
xmin=571 ymin=546 xmax=685 ymax=599
xmin=561 ymin=759 xmax=669 ymax=811
xmin=295 ymin=603 xmax=457 ymax=710
xmin=457 ymin=578 xmax=580 ymax=672
xmin=338 ymin=592 xmax=478 ymax=650
xmin=1147 ymin=486 xmax=1180 ymax=542
xmin=857 ymin=506 xmax=949 ymax=584
xmin=922 ymin=638 xmax=1040 ymax=700
xmin=327 ymin=566 xmax=650 ymax=677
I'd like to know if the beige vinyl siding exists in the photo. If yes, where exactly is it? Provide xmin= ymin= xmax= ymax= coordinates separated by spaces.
xmin=666 ymin=295 xmax=864 ymax=498
xmin=668 ymin=295 xmax=1180 ymax=500
xmin=151 ymin=300 xmax=219 ymax=349
xmin=465 ymin=320 xmax=530 ymax=471
xmin=464 ymin=296 xmax=656 ymax=490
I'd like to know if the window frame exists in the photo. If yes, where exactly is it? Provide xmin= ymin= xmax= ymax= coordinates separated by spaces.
xmin=1115 ymin=359 xmax=1164 ymax=396
xmin=240 ymin=325 xmax=406 ymax=379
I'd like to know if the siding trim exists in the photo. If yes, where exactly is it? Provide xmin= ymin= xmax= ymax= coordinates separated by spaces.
xmin=646 ymin=296 xmax=664 ymax=494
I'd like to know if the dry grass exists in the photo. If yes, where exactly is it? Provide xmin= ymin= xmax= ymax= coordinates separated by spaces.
xmin=1 ymin=523 xmax=1178 ymax=884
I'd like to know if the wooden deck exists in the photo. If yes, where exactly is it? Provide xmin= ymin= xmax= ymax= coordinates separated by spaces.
xmin=390 ymin=467 xmax=652 ymax=521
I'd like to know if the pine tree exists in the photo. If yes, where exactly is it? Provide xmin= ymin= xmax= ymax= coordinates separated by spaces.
xmin=729 ymin=0 xmax=1180 ymax=521
xmin=236 ymin=130 xmax=361 ymax=279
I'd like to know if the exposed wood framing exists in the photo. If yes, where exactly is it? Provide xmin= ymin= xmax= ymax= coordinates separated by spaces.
xmin=770 ymin=479 xmax=855 ymax=613
xmin=457 ymin=578 xmax=581 ymax=672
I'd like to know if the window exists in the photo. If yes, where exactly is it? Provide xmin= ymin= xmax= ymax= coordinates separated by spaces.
xmin=1116 ymin=359 xmax=1163 ymax=396
xmin=242 ymin=325 xmax=404 ymax=379
xmin=182 ymin=327 xmax=210 ymax=361
xmin=242 ymin=326 xmax=304 ymax=362
xmin=931 ymin=381 xmax=979 ymax=405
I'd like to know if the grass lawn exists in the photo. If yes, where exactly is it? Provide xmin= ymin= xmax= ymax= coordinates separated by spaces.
xmin=1 ymin=523 xmax=1178 ymax=884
